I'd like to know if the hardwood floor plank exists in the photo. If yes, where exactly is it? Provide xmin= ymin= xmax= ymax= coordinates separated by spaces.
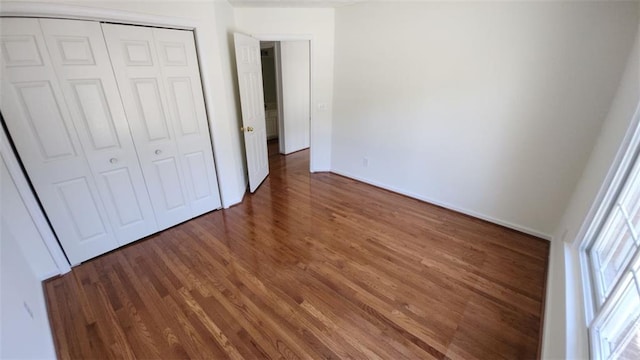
xmin=45 ymin=282 xmax=71 ymax=360
xmin=90 ymin=281 xmax=137 ymax=359
xmin=45 ymin=146 xmax=549 ymax=359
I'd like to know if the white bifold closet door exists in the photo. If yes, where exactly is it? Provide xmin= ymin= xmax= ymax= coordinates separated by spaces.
xmin=102 ymin=23 xmax=221 ymax=230
xmin=0 ymin=18 xmax=125 ymax=264
xmin=40 ymin=19 xmax=159 ymax=247
xmin=0 ymin=18 xmax=221 ymax=265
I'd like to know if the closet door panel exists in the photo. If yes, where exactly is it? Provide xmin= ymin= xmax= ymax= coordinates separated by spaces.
xmin=100 ymin=167 xmax=146 ymax=226
xmin=152 ymin=157 xmax=188 ymax=210
xmin=153 ymin=28 xmax=222 ymax=215
xmin=0 ymin=18 xmax=117 ymax=264
xmin=54 ymin=177 xmax=109 ymax=241
xmin=40 ymin=19 xmax=158 ymax=245
xmin=101 ymin=23 xmax=192 ymax=230
xmin=131 ymin=78 xmax=171 ymax=141
xmin=13 ymin=81 xmax=76 ymax=158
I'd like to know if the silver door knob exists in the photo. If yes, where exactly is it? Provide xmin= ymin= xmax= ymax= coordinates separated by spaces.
xmin=109 ymin=158 xmax=118 ymax=164
xmin=155 ymin=149 xmax=162 ymax=155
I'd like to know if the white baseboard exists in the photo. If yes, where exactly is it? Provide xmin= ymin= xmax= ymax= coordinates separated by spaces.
xmin=40 ymin=269 xmax=63 ymax=281
xmin=310 ymin=167 xmax=330 ymax=173
xmin=330 ymin=168 xmax=552 ymax=241
xmin=222 ymin=187 xmax=247 ymax=209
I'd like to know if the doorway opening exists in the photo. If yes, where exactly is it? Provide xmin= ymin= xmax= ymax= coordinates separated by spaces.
xmin=259 ymin=40 xmax=311 ymax=164
xmin=233 ymin=33 xmax=311 ymax=193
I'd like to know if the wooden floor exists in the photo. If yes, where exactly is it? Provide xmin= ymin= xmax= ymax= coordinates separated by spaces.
xmin=45 ymin=144 xmax=550 ymax=360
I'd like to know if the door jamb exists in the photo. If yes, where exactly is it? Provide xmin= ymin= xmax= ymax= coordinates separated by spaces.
xmin=0 ymin=126 xmax=72 ymax=276
xmin=273 ymin=42 xmax=286 ymax=154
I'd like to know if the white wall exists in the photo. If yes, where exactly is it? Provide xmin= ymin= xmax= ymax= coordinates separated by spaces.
xmin=331 ymin=2 xmax=639 ymax=238
xmin=0 ymin=217 xmax=57 ymax=359
xmin=213 ymin=0 xmax=248 ymax=203
xmin=235 ymin=7 xmax=335 ymax=171
xmin=541 ymin=239 xmax=567 ymax=360
xmin=2 ymin=0 xmax=247 ymax=208
xmin=1 ymin=157 xmax=59 ymax=279
xmin=1 ymin=156 xmax=57 ymax=358
xmin=543 ymin=21 xmax=640 ymax=360
xmin=280 ymin=40 xmax=310 ymax=154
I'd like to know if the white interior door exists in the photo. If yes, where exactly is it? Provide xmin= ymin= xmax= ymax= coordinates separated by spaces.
xmin=233 ymin=33 xmax=269 ymax=193
xmin=102 ymin=23 xmax=221 ymax=230
xmin=0 ymin=18 xmax=118 ymax=264
xmin=40 ymin=18 xmax=158 ymax=246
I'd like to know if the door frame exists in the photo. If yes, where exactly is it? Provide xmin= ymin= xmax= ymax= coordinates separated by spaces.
xmin=253 ymin=34 xmax=314 ymax=171
xmin=0 ymin=125 xmax=71 ymax=276
xmin=273 ymin=42 xmax=286 ymax=153
xmin=0 ymin=1 xmax=225 ymax=273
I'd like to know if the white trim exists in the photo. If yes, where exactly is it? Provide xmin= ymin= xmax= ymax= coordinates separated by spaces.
xmin=578 ymin=102 xmax=640 ymax=325
xmin=274 ymin=42 xmax=286 ymax=154
xmin=192 ymin=30 xmax=227 ymax=208
xmin=252 ymin=34 xmax=313 ymax=41
xmin=589 ymin=269 xmax=638 ymax=359
xmin=330 ymin=168 xmax=553 ymax=240
xmin=0 ymin=2 xmax=196 ymax=29
xmin=580 ymin=247 xmax=597 ymax=327
xmin=0 ymin=126 xmax=71 ymax=277
xmin=578 ymin=102 xmax=640 ymax=251
xmin=574 ymin=102 xmax=640 ymax=359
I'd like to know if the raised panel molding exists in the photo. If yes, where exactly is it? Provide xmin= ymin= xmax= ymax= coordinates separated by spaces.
xmin=153 ymin=157 xmax=187 ymax=210
xmin=160 ymin=42 xmax=187 ymax=66
xmin=101 ymin=168 xmax=144 ymax=226
xmin=168 ymin=77 xmax=198 ymax=135
xmin=257 ymin=128 xmax=268 ymax=171
xmin=55 ymin=177 xmax=107 ymax=242
xmin=241 ymin=74 xmax=259 ymax=119
xmin=55 ymin=36 xmax=95 ymax=65
xmin=14 ymin=80 xmax=76 ymax=160
xmin=70 ymin=79 xmax=120 ymax=150
xmin=132 ymin=78 xmax=170 ymax=141
xmin=240 ymin=46 xmax=251 ymax=64
xmin=185 ymin=151 xmax=211 ymax=200
xmin=123 ymin=40 xmax=153 ymax=66
xmin=251 ymin=47 xmax=262 ymax=67
xmin=241 ymin=72 xmax=261 ymax=119
xmin=0 ymin=35 xmax=43 ymax=66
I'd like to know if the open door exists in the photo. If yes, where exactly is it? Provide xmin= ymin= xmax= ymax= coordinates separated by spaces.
xmin=234 ymin=33 xmax=269 ymax=193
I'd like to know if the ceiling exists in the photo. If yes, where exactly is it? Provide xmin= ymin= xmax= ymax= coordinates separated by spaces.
xmin=228 ymin=0 xmax=640 ymax=8
xmin=228 ymin=0 xmax=364 ymax=8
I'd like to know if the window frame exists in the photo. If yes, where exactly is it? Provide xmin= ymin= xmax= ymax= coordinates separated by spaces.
xmin=589 ymin=251 xmax=640 ymax=358
xmin=579 ymin=104 xmax=640 ymax=359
